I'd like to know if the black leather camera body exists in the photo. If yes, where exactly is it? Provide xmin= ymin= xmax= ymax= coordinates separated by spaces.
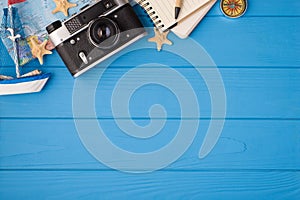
xmin=46 ymin=0 xmax=147 ymax=77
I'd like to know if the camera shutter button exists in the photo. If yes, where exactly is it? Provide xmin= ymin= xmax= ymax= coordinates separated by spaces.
xmin=79 ymin=52 xmax=88 ymax=64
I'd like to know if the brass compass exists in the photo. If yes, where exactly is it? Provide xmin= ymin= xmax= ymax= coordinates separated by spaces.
xmin=220 ymin=0 xmax=247 ymax=18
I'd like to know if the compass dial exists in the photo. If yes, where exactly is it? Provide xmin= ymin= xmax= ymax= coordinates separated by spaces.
xmin=221 ymin=0 xmax=247 ymax=18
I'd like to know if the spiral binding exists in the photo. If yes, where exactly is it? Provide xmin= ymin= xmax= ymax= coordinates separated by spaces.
xmin=137 ymin=0 xmax=165 ymax=29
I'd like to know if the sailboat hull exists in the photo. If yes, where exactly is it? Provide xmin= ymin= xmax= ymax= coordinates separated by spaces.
xmin=0 ymin=73 xmax=51 ymax=95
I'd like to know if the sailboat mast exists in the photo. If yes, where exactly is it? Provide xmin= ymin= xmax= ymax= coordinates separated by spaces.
xmin=8 ymin=4 xmax=21 ymax=78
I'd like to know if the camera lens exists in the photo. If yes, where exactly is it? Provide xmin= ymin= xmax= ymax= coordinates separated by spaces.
xmin=88 ymin=17 xmax=119 ymax=49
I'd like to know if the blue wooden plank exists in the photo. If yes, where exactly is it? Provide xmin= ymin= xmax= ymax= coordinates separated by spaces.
xmin=0 ymin=67 xmax=299 ymax=118
xmin=0 ymin=171 xmax=299 ymax=199
xmin=0 ymin=119 xmax=299 ymax=170
xmin=1 ymin=17 xmax=299 ymax=68
xmin=0 ymin=1 xmax=299 ymax=199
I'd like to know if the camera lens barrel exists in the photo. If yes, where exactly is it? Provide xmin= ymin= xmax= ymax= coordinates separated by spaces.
xmin=88 ymin=17 xmax=120 ymax=49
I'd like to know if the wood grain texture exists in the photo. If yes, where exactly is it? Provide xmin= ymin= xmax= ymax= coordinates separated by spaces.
xmin=0 ymin=2 xmax=299 ymax=199
xmin=0 ymin=119 xmax=299 ymax=170
xmin=0 ymin=171 xmax=299 ymax=199
xmin=0 ymin=67 xmax=299 ymax=118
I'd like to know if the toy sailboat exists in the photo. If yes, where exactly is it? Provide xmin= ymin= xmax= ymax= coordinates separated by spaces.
xmin=0 ymin=0 xmax=50 ymax=96
xmin=0 ymin=70 xmax=51 ymax=96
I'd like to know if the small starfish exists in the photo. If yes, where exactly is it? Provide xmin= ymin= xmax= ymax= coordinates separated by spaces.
xmin=52 ymin=0 xmax=77 ymax=16
xmin=148 ymin=28 xmax=172 ymax=51
xmin=29 ymin=37 xmax=52 ymax=65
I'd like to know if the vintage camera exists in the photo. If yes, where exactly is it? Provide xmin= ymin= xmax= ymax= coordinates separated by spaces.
xmin=46 ymin=0 xmax=147 ymax=77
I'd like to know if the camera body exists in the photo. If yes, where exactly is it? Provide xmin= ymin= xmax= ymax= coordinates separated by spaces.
xmin=46 ymin=0 xmax=147 ymax=77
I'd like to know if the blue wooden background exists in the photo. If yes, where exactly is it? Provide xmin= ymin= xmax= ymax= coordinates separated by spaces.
xmin=1 ymin=0 xmax=300 ymax=199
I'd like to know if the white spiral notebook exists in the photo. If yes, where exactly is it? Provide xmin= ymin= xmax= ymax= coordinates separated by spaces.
xmin=172 ymin=0 xmax=217 ymax=38
xmin=136 ymin=0 xmax=212 ymax=33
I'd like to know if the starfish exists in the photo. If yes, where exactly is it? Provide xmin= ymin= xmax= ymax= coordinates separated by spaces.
xmin=29 ymin=37 xmax=52 ymax=65
xmin=52 ymin=0 xmax=77 ymax=16
xmin=148 ymin=28 xmax=172 ymax=51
